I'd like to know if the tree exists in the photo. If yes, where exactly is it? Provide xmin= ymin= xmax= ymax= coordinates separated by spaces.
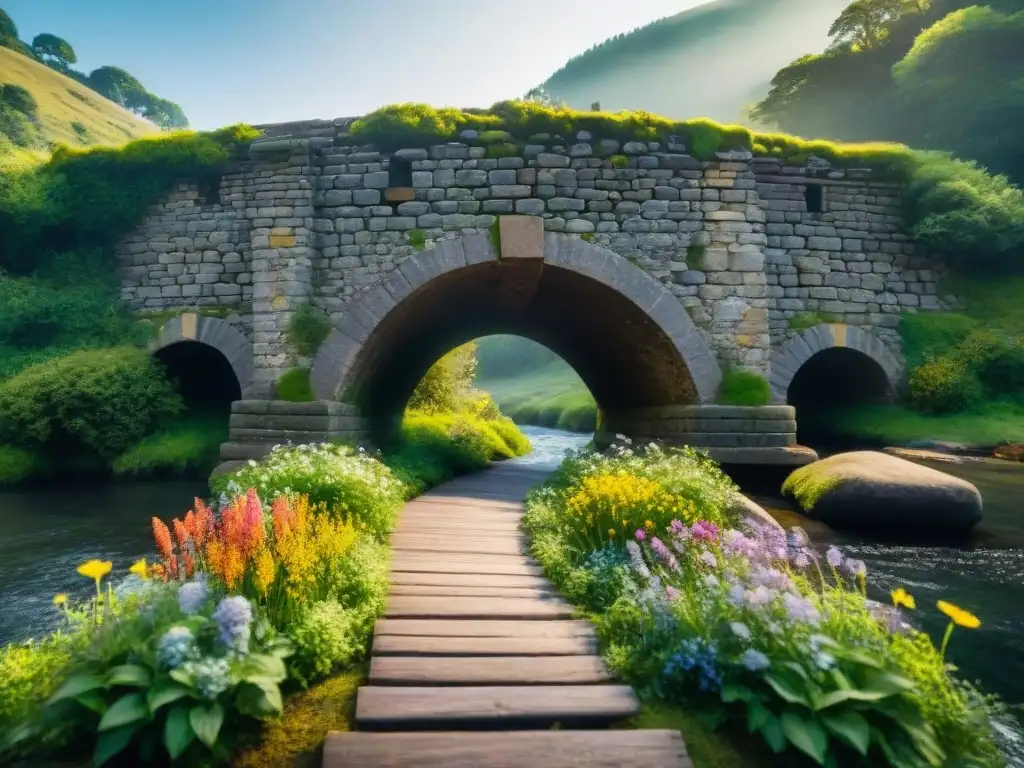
xmin=31 ymin=33 xmax=77 ymax=71
xmin=138 ymin=93 xmax=189 ymax=129
xmin=408 ymin=343 xmax=480 ymax=413
xmin=87 ymin=66 xmax=145 ymax=108
xmin=0 ymin=8 xmax=17 ymax=45
xmin=0 ymin=83 xmax=37 ymax=117
xmin=828 ymin=0 xmax=906 ymax=49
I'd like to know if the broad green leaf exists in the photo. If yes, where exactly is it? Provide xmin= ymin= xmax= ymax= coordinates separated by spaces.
xmin=169 ymin=668 xmax=195 ymax=686
xmin=106 ymin=663 xmax=152 ymax=687
xmin=781 ymin=660 xmax=811 ymax=679
xmin=765 ymin=672 xmax=810 ymax=707
xmin=822 ymin=709 xmax=871 ymax=755
xmin=761 ymin=714 xmax=787 ymax=753
xmin=873 ymin=728 xmax=931 ymax=768
xmin=862 ymin=670 xmax=916 ymax=695
xmin=240 ymin=653 xmax=287 ymax=683
xmin=829 ymin=668 xmax=853 ymax=690
xmin=75 ymin=690 xmax=108 ymax=714
xmin=815 ymin=687 xmax=894 ymax=710
xmin=746 ymin=702 xmax=772 ymax=733
xmin=147 ymin=680 xmax=193 ymax=711
xmin=781 ymin=710 xmax=829 ymax=765
xmin=49 ymin=673 xmax=105 ymax=703
xmin=236 ymin=682 xmax=280 ymax=718
xmin=98 ymin=692 xmax=149 ymax=731
xmin=835 ymin=648 xmax=885 ymax=670
xmin=721 ymin=684 xmax=752 ymax=703
xmin=164 ymin=706 xmax=195 ymax=760
xmin=190 ymin=702 xmax=224 ymax=748
xmin=93 ymin=725 xmax=136 ymax=767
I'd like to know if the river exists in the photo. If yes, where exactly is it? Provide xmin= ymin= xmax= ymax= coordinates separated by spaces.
xmin=1 ymin=426 xmax=1022 ymax=760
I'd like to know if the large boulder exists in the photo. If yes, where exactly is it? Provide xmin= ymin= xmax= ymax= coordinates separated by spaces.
xmin=782 ymin=451 xmax=983 ymax=532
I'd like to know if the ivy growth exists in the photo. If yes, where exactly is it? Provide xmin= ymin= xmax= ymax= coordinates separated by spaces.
xmin=286 ymin=301 xmax=331 ymax=358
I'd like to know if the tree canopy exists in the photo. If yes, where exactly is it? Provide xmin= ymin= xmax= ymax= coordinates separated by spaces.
xmin=0 ymin=8 xmax=17 ymax=44
xmin=30 ymin=33 xmax=76 ymax=70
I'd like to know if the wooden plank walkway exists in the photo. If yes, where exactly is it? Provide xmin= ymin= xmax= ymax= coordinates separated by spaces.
xmin=324 ymin=464 xmax=693 ymax=767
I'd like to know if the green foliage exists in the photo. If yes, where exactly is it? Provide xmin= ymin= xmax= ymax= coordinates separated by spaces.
xmin=782 ymin=465 xmax=845 ymax=512
xmin=787 ymin=312 xmax=841 ymax=331
xmin=350 ymin=101 xmax=914 ymax=171
xmin=898 ymin=311 xmax=977 ymax=370
xmin=908 ymin=356 xmax=984 ymax=414
xmin=0 ymin=633 xmax=74 ymax=744
xmin=610 ymin=154 xmax=629 ymax=168
xmin=275 ymin=367 xmax=315 ymax=402
xmin=286 ymin=301 xmax=331 ymax=358
xmin=110 ymin=416 xmax=228 ymax=477
xmin=0 ymin=444 xmax=46 ymax=484
xmin=30 ymin=33 xmax=76 ymax=70
xmin=407 ymin=342 xmax=479 ymax=413
xmin=0 ymin=8 xmax=17 ymax=44
xmin=812 ymin=401 xmax=1024 ymax=446
xmin=287 ymin=601 xmax=364 ymax=687
xmin=718 ymin=369 xmax=772 ymax=406
xmin=0 ymin=347 xmax=183 ymax=459
xmin=407 ymin=228 xmax=427 ymax=250
xmin=0 ymin=83 xmax=36 ymax=117
xmin=485 ymin=142 xmax=520 ymax=158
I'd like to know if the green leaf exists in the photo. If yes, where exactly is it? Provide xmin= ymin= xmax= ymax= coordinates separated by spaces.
xmin=781 ymin=710 xmax=829 ymax=765
xmin=49 ymin=673 xmax=106 ymax=703
xmin=761 ymin=714 xmax=787 ymax=753
xmin=93 ymin=725 xmax=136 ymax=767
xmin=169 ymin=668 xmax=195 ymax=686
xmin=721 ymin=684 xmax=752 ymax=703
xmin=822 ymin=710 xmax=871 ymax=755
xmin=189 ymin=702 xmax=224 ymax=748
xmin=98 ymin=692 xmax=149 ymax=731
xmin=74 ymin=690 xmax=109 ymax=715
xmin=815 ymin=687 xmax=895 ymax=710
xmin=746 ymin=702 xmax=772 ymax=733
xmin=164 ymin=706 xmax=195 ymax=760
xmin=236 ymin=680 xmax=283 ymax=717
xmin=862 ymin=670 xmax=916 ymax=696
xmin=147 ymin=680 xmax=193 ymax=711
xmin=240 ymin=653 xmax=287 ymax=683
xmin=764 ymin=672 xmax=810 ymax=707
xmin=106 ymin=663 xmax=152 ymax=687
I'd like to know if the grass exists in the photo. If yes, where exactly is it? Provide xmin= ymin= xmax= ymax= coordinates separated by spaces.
xmin=0 ymin=47 xmax=156 ymax=147
xmin=717 ymin=369 xmax=771 ymax=406
xmin=477 ymin=359 xmax=597 ymax=433
xmin=811 ymin=402 xmax=1024 ymax=447
xmin=0 ymin=445 xmax=47 ymax=485
xmin=276 ymin=367 xmax=316 ymax=402
xmin=110 ymin=415 xmax=228 ymax=476
xmin=234 ymin=666 xmax=364 ymax=768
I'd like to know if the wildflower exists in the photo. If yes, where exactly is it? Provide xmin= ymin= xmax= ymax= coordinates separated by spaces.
xmin=608 ymin=529 xmax=616 ymax=539
xmin=625 ymin=540 xmax=651 ymax=579
xmin=129 ymin=558 xmax=149 ymax=580
xmin=212 ymin=595 xmax=253 ymax=651
xmin=691 ymin=520 xmax=720 ymax=543
xmin=751 ymin=565 xmax=793 ymax=593
xmin=792 ymin=551 xmax=811 ymax=569
xmin=825 ymin=546 xmax=844 ymax=568
xmin=157 ymin=626 xmax=196 ymax=669
xmin=187 ymin=657 xmax=232 ymax=700
xmin=700 ymin=550 xmax=717 ymax=569
xmin=666 ymin=585 xmax=679 ymax=600
xmin=664 ymin=638 xmax=722 ymax=692
xmin=52 ymin=593 xmax=68 ymax=606
xmin=177 ymin=579 xmax=209 ymax=615
xmin=938 ymin=601 xmax=980 ymax=629
xmin=77 ymin=559 xmax=112 ymax=584
xmin=741 ymin=649 xmax=770 ymax=672
xmin=783 ymin=593 xmax=820 ymax=624
xmin=730 ymin=622 xmax=751 ymax=642
xmin=650 ymin=537 xmax=679 ymax=570
xmin=787 ymin=527 xmax=809 ymax=551
xmin=255 ymin=548 xmax=276 ymax=595
xmin=152 ymin=518 xmax=174 ymax=560
xmin=891 ymin=587 xmax=916 ymax=610
xmin=634 ymin=529 xmax=646 ymax=542
xmin=703 ymin=574 xmax=719 ymax=589
xmin=745 ymin=585 xmax=776 ymax=609
xmin=845 ymin=559 xmax=867 ymax=577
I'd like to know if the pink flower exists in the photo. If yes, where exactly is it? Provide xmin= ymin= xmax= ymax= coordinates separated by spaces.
xmin=634 ymin=529 xmax=647 ymax=541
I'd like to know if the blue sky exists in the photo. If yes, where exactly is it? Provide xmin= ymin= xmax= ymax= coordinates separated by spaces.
xmin=5 ymin=1 xmax=705 ymax=130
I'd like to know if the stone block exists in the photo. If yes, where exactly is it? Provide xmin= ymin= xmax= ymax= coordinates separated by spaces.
xmin=498 ymin=216 xmax=543 ymax=260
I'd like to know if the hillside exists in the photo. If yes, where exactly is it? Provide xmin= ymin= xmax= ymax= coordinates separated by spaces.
xmin=541 ymin=0 xmax=849 ymax=124
xmin=0 ymin=47 xmax=156 ymax=146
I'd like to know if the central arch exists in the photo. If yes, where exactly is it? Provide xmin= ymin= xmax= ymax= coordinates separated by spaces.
xmin=310 ymin=228 xmax=722 ymax=428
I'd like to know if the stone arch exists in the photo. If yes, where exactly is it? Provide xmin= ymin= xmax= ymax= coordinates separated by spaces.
xmin=310 ymin=225 xmax=722 ymax=422
xmin=149 ymin=312 xmax=254 ymax=396
xmin=769 ymin=323 xmax=903 ymax=405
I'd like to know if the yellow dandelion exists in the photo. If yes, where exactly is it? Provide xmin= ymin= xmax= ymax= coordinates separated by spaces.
xmin=938 ymin=601 xmax=980 ymax=629
xmin=52 ymin=593 xmax=68 ymax=606
xmin=77 ymin=559 xmax=112 ymax=583
xmin=891 ymin=587 xmax=915 ymax=611
xmin=129 ymin=558 xmax=149 ymax=580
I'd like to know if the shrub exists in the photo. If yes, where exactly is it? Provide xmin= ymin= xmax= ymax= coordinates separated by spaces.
xmin=0 ymin=444 xmax=46 ymax=484
xmin=899 ymin=312 xmax=978 ymax=371
xmin=286 ymin=301 xmax=331 ymax=357
xmin=718 ymin=369 xmax=772 ymax=406
xmin=908 ymin=356 xmax=984 ymax=414
xmin=0 ymin=347 xmax=183 ymax=458
xmin=288 ymin=600 xmax=363 ymax=687
xmin=110 ymin=417 xmax=227 ymax=477
xmin=275 ymin=367 xmax=315 ymax=402
xmin=0 ymin=634 xmax=74 ymax=750
xmin=977 ymin=341 xmax=1024 ymax=398
xmin=0 ymin=84 xmax=37 ymax=118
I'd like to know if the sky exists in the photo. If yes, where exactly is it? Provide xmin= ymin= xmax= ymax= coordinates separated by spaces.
xmin=4 ymin=0 xmax=707 ymax=130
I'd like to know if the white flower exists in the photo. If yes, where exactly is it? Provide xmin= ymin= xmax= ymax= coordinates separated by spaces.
xmin=730 ymin=622 xmax=751 ymax=642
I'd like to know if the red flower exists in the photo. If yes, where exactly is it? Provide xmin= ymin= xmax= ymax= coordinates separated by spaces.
xmin=152 ymin=518 xmax=173 ymax=561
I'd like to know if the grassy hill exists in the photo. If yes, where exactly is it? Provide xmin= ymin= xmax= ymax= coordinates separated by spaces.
xmin=541 ymin=0 xmax=849 ymax=125
xmin=0 ymin=47 xmax=156 ymax=146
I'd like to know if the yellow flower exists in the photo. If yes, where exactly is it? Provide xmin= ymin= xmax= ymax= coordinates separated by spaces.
xmin=608 ymin=529 xmax=616 ymax=539
xmin=77 ymin=559 xmax=112 ymax=583
xmin=891 ymin=587 xmax=915 ymax=610
xmin=644 ymin=520 xmax=654 ymax=529
xmin=129 ymin=558 xmax=149 ymax=580
xmin=52 ymin=593 xmax=68 ymax=606
xmin=938 ymin=600 xmax=980 ymax=629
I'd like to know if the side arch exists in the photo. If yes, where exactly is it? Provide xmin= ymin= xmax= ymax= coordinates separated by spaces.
xmin=769 ymin=324 xmax=903 ymax=404
xmin=149 ymin=312 xmax=254 ymax=395
xmin=310 ymin=230 xmax=722 ymax=406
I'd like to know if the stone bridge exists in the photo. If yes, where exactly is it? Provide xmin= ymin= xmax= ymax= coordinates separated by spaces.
xmin=120 ymin=117 xmax=943 ymax=467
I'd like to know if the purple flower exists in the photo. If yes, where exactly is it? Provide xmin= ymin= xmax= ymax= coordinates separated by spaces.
xmin=691 ymin=521 xmax=720 ymax=543
xmin=177 ymin=579 xmax=208 ymax=615
xmin=666 ymin=585 xmax=679 ymax=600
xmin=634 ymin=529 xmax=647 ymax=542
xmin=212 ymin=595 xmax=253 ymax=651
xmin=745 ymin=585 xmax=776 ymax=608
xmin=700 ymin=550 xmax=718 ymax=569
xmin=703 ymin=574 xmax=719 ymax=589
xmin=650 ymin=537 xmax=680 ymax=571
xmin=792 ymin=551 xmax=811 ymax=569
xmin=669 ymin=519 xmax=688 ymax=536
xmin=845 ymin=559 xmax=867 ymax=577
xmin=787 ymin=527 xmax=809 ymax=550
xmin=826 ymin=546 xmax=844 ymax=568
xmin=782 ymin=593 xmax=820 ymax=624
xmin=723 ymin=530 xmax=762 ymax=560
xmin=625 ymin=541 xmax=651 ymax=579
xmin=751 ymin=565 xmax=794 ymax=593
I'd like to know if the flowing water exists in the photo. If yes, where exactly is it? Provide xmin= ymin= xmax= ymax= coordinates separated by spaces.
xmin=1 ymin=426 xmax=1022 ymax=760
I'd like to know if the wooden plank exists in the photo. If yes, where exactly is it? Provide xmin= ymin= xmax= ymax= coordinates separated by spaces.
xmin=374 ymin=619 xmax=595 ymax=638
xmin=369 ymin=655 xmax=611 ymax=685
xmin=388 ymin=558 xmax=542 ymax=576
xmin=389 ymin=585 xmax=553 ymax=598
xmin=390 ymin=538 xmax=525 ymax=556
xmin=355 ymin=685 xmax=640 ymax=730
xmin=384 ymin=595 xmax=572 ymax=620
xmin=372 ymin=634 xmax=597 ymax=656
xmin=388 ymin=572 xmax=550 ymax=589
xmin=324 ymin=730 xmax=693 ymax=768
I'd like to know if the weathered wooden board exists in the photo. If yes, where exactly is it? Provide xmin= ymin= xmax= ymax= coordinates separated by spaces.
xmin=389 ymin=585 xmax=553 ymax=599
xmin=388 ymin=557 xmax=542 ymax=576
xmin=389 ymin=537 xmax=526 ymax=556
xmin=369 ymin=655 xmax=611 ymax=685
xmin=384 ymin=596 xmax=572 ymax=620
xmin=355 ymin=684 xmax=640 ymax=729
xmin=387 ymin=572 xmax=549 ymax=589
xmin=373 ymin=619 xmax=595 ymax=639
xmin=323 ymin=730 xmax=693 ymax=768
xmin=371 ymin=634 xmax=597 ymax=656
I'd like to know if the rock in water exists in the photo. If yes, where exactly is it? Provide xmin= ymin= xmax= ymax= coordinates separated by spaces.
xmin=782 ymin=451 xmax=983 ymax=532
